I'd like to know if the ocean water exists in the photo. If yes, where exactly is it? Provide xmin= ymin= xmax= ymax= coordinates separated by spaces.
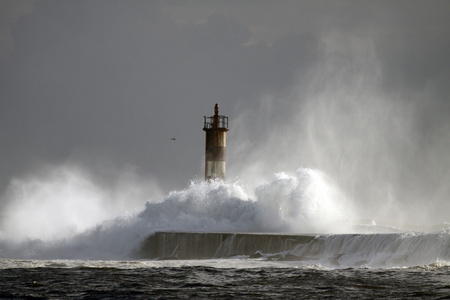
xmin=0 ymin=168 xmax=449 ymax=298
xmin=0 ymin=260 xmax=449 ymax=299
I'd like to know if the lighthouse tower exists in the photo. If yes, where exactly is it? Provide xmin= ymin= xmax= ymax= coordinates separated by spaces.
xmin=203 ymin=103 xmax=229 ymax=180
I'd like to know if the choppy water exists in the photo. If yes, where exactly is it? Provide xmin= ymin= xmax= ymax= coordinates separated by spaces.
xmin=1 ymin=259 xmax=449 ymax=299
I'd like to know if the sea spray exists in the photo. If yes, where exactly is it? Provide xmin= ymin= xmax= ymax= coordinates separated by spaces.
xmin=137 ymin=168 xmax=355 ymax=235
xmin=255 ymin=169 xmax=354 ymax=233
xmin=0 ymin=163 xmax=161 ymax=243
xmin=228 ymin=33 xmax=450 ymax=229
xmin=138 ymin=179 xmax=255 ymax=233
xmin=1 ymin=165 xmax=447 ymax=266
xmin=0 ymin=167 xmax=354 ymax=259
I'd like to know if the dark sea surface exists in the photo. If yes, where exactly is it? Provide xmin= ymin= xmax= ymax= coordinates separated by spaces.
xmin=0 ymin=260 xmax=449 ymax=299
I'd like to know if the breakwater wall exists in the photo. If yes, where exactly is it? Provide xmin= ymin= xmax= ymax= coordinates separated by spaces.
xmin=133 ymin=231 xmax=450 ymax=267
xmin=135 ymin=232 xmax=317 ymax=259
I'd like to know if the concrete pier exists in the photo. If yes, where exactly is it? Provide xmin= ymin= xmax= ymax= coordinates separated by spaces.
xmin=135 ymin=232 xmax=317 ymax=259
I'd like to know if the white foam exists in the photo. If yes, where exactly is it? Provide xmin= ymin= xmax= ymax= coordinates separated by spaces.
xmin=0 ymin=163 xmax=161 ymax=243
xmin=0 ymin=168 xmax=355 ymax=259
xmin=0 ymin=166 xmax=448 ymax=269
xmin=136 ymin=168 xmax=356 ymax=237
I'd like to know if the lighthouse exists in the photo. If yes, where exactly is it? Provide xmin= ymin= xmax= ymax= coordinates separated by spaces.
xmin=203 ymin=103 xmax=229 ymax=180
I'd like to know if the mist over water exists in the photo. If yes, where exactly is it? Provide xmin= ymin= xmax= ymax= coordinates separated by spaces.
xmin=2 ymin=164 xmax=163 ymax=241
xmin=0 ymin=162 xmax=163 ymax=257
xmin=229 ymin=34 xmax=450 ymax=230
xmin=0 ymin=166 xmax=357 ymax=259
xmin=0 ymin=160 xmax=448 ymax=265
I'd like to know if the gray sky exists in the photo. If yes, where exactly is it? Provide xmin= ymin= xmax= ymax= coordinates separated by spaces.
xmin=1 ymin=0 xmax=450 ymax=224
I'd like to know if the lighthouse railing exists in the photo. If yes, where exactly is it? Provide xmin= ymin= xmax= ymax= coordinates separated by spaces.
xmin=203 ymin=115 xmax=228 ymax=129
